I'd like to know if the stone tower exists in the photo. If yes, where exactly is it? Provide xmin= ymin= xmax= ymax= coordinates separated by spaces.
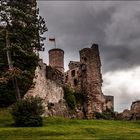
xmin=80 ymin=44 xmax=104 ymax=119
xmin=49 ymin=48 xmax=64 ymax=73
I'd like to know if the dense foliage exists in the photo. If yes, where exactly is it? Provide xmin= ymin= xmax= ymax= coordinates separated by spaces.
xmin=11 ymin=96 xmax=44 ymax=127
xmin=64 ymin=86 xmax=76 ymax=110
xmin=0 ymin=0 xmax=47 ymax=107
xmin=64 ymin=86 xmax=85 ymax=111
xmin=74 ymin=91 xmax=85 ymax=107
xmin=94 ymin=109 xmax=116 ymax=120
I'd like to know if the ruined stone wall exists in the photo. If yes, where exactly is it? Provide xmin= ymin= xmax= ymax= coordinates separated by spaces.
xmin=64 ymin=44 xmax=114 ymax=119
xmin=26 ymin=46 xmax=114 ymax=119
xmin=79 ymin=44 xmax=104 ymax=119
xmin=46 ymin=66 xmax=64 ymax=86
xmin=103 ymin=95 xmax=114 ymax=111
xmin=26 ymin=60 xmax=68 ymax=117
xmin=68 ymin=61 xmax=81 ymax=69
xmin=49 ymin=48 xmax=64 ymax=73
xmin=117 ymin=100 xmax=140 ymax=120
xmin=131 ymin=100 xmax=140 ymax=120
xmin=65 ymin=61 xmax=81 ymax=91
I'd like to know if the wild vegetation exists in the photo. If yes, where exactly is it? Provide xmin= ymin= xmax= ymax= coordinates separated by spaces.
xmin=11 ymin=96 xmax=44 ymax=127
xmin=64 ymin=86 xmax=84 ymax=111
xmin=94 ymin=109 xmax=116 ymax=120
xmin=0 ymin=0 xmax=47 ymax=107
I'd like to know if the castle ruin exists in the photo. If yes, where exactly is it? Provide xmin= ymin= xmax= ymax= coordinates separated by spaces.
xmin=48 ymin=44 xmax=114 ymax=119
xmin=26 ymin=43 xmax=114 ymax=119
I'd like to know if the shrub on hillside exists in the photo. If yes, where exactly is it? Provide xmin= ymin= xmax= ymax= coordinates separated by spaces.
xmin=94 ymin=109 xmax=116 ymax=120
xmin=64 ymin=86 xmax=76 ymax=110
xmin=11 ymin=96 xmax=44 ymax=127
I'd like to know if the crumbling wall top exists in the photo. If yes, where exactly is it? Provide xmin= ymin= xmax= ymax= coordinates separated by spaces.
xmin=68 ymin=61 xmax=80 ymax=69
xmin=49 ymin=48 xmax=64 ymax=54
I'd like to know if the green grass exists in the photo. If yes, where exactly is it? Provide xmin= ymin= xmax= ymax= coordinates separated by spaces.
xmin=0 ymin=109 xmax=140 ymax=140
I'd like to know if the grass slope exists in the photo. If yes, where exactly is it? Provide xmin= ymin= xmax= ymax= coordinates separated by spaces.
xmin=0 ymin=109 xmax=140 ymax=140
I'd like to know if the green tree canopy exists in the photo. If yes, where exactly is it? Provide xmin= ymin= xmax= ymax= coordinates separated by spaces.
xmin=0 ymin=0 xmax=47 ymax=107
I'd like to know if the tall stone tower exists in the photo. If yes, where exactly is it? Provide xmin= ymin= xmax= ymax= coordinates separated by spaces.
xmin=49 ymin=48 xmax=64 ymax=73
xmin=80 ymin=44 xmax=104 ymax=119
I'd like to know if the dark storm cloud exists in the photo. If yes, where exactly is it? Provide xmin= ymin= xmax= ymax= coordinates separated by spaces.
xmin=101 ymin=44 xmax=140 ymax=72
xmin=37 ymin=1 xmax=115 ymax=69
xmin=38 ymin=1 xmax=140 ymax=72
xmin=37 ymin=1 xmax=140 ymax=112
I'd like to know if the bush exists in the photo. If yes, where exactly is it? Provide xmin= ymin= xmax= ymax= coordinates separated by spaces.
xmin=74 ymin=91 xmax=85 ymax=106
xmin=94 ymin=112 xmax=103 ymax=119
xmin=64 ymin=86 xmax=76 ymax=110
xmin=11 ymin=96 xmax=44 ymax=127
xmin=94 ymin=110 xmax=116 ymax=120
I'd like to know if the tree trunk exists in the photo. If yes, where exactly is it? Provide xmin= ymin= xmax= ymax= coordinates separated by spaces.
xmin=6 ymin=29 xmax=21 ymax=101
xmin=6 ymin=29 xmax=13 ymax=70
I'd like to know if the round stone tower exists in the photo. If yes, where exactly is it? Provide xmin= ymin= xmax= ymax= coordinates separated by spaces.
xmin=48 ymin=48 xmax=64 ymax=73
xmin=79 ymin=44 xmax=103 ymax=119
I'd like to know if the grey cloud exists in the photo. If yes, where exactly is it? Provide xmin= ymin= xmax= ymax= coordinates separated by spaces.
xmin=38 ymin=1 xmax=140 ymax=73
xmin=38 ymin=1 xmax=116 ymax=67
xmin=38 ymin=1 xmax=140 ymax=112
xmin=100 ymin=44 xmax=140 ymax=72
xmin=102 ymin=67 xmax=140 ymax=112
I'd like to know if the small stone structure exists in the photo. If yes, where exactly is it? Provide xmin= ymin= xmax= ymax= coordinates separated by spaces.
xmin=26 ymin=59 xmax=69 ymax=117
xmin=117 ymin=100 xmax=140 ymax=120
xmin=131 ymin=100 xmax=140 ymax=120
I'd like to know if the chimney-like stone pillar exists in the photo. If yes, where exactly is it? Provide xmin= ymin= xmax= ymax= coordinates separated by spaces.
xmin=80 ymin=44 xmax=103 ymax=119
xmin=49 ymin=48 xmax=64 ymax=73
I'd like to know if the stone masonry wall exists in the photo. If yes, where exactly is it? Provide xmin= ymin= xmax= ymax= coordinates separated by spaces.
xmin=65 ymin=67 xmax=81 ymax=91
xmin=68 ymin=61 xmax=81 ymax=69
xmin=80 ymin=44 xmax=104 ymax=119
xmin=26 ymin=60 xmax=68 ymax=117
xmin=46 ymin=66 xmax=64 ymax=86
xmin=64 ymin=44 xmax=114 ymax=119
xmin=117 ymin=100 xmax=140 ymax=120
xmin=103 ymin=95 xmax=114 ymax=111
xmin=49 ymin=48 xmax=64 ymax=73
xmin=26 ymin=45 xmax=114 ymax=119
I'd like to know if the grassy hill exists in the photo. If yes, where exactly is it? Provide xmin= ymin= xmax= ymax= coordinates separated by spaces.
xmin=0 ymin=109 xmax=140 ymax=140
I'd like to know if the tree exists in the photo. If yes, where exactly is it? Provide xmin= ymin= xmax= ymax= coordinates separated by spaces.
xmin=0 ymin=0 xmax=47 ymax=106
xmin=0 ymin=0 xmax=21 ymax=101
xmin=11 ymin=96 xmax=44 ymax=127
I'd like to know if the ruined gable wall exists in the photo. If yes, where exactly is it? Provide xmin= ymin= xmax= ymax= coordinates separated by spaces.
xmin=65 ymin=64 xmax=81 ymax=91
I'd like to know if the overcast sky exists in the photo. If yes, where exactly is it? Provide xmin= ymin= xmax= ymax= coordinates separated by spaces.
xmin=37 ymin=1 xmax=140 ymax=112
